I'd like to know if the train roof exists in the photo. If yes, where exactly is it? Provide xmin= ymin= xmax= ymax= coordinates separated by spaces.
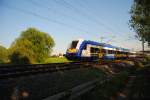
xmin=84 ymin=40 xmax=105 ymax=46
xmin=83 ymin=40 xmax=130 ymax=52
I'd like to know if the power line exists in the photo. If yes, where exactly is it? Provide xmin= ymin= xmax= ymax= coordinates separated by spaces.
xmin=2 ymin=4 xmax=92 ymax=35
xmin=59 ymin=0 xmax=132 ymax=43
xmin=60 ymin=0 xmax=134 ymax=45
xmin=78 ymin=0 xmax=132 ymax=40
xmin=53 ymin=0 xmax=128 ymax=44
xmin=54 ymin=0 xmax=116 ymax=34
xmin=76 ymin=0 xmax=119 ymax=34
xmin=54 ymin=0 xmax=100 ymax=24
xmin=52 ymin=0 xmax=106 ymax=37
xmin=28 ymin=0 xmax=89 ymax=28
xmin=53 ymin=0 xmax=122 ymax=43
xmin=27 ymin=0 xmax=101 ymax=38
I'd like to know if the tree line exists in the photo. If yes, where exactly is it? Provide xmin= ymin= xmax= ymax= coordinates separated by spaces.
xmin=129 ymin=0 xmax=150 ymax=52
xmin=0 ymin=28 xmax=55 ymax=64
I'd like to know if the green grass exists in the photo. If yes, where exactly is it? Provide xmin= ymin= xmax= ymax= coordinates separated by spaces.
xmin=44 ymin=57 xmax=72 ymax=63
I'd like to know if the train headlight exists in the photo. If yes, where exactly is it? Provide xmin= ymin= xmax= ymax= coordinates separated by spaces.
xmin=67 ymin=48 xmax=77 ymax=53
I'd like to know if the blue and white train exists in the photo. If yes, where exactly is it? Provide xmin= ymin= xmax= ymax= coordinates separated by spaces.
xmin=65 ymin=39 xmax=131 ymax=61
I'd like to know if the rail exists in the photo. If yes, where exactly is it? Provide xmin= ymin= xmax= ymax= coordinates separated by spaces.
xmin=0 ymin=62 xmax=90 ymax=79
xmin=43 ymin=77 xmax=111 ymax=100
xmin=0 ymin=59 xmax=139 ymax=80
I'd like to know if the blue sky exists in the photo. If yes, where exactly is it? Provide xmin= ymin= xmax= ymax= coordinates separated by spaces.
xmin=0 ymin=0 xmax=144 ymax=54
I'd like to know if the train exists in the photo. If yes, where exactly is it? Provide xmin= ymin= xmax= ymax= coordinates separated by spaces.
xmin=65 ymin=39 xmax=138 ymax=61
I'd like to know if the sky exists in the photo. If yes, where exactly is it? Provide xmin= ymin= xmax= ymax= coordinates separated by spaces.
xmin=0 ymin=0 xmax=147 ymax=54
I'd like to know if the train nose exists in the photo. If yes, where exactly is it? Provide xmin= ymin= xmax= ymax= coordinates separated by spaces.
xmin=67 ymin=48 xmax=77 ymax=53
xmin=65 ymin=52 xmax=78 ymax=60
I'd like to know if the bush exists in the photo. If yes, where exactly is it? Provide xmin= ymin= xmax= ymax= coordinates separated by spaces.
xmin=0 ymin=45 xmax=9 ymax=64
xmin=9 ymin=28 xmax=55 ymax=64
xmin=9 ymin=51 xmax=31 ymax=64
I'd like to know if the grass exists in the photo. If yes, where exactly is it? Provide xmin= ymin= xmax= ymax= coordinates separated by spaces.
xmin=44 ymin=57 xmax=72 ymax=63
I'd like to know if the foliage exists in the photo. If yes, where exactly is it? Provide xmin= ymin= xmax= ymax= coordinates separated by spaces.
xmin=9 ymin=28 xmax=55 ymax=64
xmin=0 ymin=45 xmax=9 ymax=63
xmin=145 ymin=55 xmax=150 ymax=63
xmin=9 ymin=51 xmax=30 ymax=64
xmin=129 ymin=0 xmax=150 ymax=46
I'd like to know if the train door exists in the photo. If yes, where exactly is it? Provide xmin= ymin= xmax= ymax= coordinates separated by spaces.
xmin=81 ymin=44 xmax=90 ymax=57
xmin=98 ymin=47 xmax=103 ymax=59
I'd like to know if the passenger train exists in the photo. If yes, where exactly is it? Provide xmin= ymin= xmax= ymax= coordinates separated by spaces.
xmin=65 ymin=39 xmax=135 ymax=61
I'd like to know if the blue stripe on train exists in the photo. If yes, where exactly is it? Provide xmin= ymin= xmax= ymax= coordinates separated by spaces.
xmin=103 ymin=55 xmax=115 ymax=60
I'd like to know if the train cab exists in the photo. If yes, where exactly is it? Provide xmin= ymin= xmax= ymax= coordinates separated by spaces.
xmin=66 ymin=39 xmax=103 ymax=61
xmin=66 ymin=39 xmax=84 ymax=60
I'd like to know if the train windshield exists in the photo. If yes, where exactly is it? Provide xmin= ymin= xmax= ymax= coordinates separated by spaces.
xmin=70 ymin=41 xmax=78 ymax=48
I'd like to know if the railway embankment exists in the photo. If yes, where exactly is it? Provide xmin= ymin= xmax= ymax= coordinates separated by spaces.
xmin=77 ymin=59 xmax=150 ymax=100
xmin=0 ymin=60 xmax=140 ymax=100
xmin=117 ymin=62 xmax=150 ymax=100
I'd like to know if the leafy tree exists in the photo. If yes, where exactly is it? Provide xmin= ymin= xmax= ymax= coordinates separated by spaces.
xmin=9 ymin=28 xmax=55 ymax=64
xmin=0 ymin=45 xmax=9 ymax=63
xmin=129 ymin=0 xmax=150 ymax=51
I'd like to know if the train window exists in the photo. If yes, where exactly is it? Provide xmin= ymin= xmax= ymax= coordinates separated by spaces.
xmin=112 ymin=50 xmax=115 ymax=54
xmin=108 ymin=50 xmax=114 ymax=54
xmin=117 ymin=51 xmax=120 ymax=54
xmin=90 ymin=47 xmax=94 ymax=53
xmin=108 ymin=50 xmax=110 ymax=54
xmin=109 ymin=50 xmax=112 ymax=54
xmin=71 ymin=41 xmax=78 ymax=48
xmin=102 ymin=49 xmax=106 ymax=53
xmin=95 ymin=48 xmax=99 ymax=53
xmin=90 ymin=47 xmax=99 ymax=53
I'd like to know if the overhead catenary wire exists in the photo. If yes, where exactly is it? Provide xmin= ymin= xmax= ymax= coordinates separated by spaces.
xmin=56 ymin=0 xmax=132 ymax=43
xmin=75 ymin=0 xmax=119 ymax=34
xmin=28 ymin=0 xmax=102 ymax=38
xmin=53 ymin=0 xmax=116 ymax=34
xmin=2 ymin=1 xmax=129 ymax=44
xmin=2 ymin=4 xmax=95 ymax=36
xmin=77 ymin=0 xmax=134 ymax=42
xmin=76 ymin=0 xmax=123 ymax=34
xmin=52 ymin=0 xmax=121 ymax=42
xmin=29 ymin=0 xmax=120 ymax=42
xmin=28 ymin=0 xmax=91 ymax=28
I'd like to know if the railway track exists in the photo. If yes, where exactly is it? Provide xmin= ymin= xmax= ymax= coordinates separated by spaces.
xmin=0 ymin=60 xmax=137 ymax=100
xmin=0 ymin=62 xmax=91 ymax=79
xmin=0 ymin=59 xmax=136 ymax=80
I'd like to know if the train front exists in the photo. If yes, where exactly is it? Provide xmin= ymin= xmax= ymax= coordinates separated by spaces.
xmin=65 ymin=39 xmax=83 ymax=60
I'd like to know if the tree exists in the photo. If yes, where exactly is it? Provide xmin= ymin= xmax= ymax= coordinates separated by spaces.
xmin=9 ymin=28 xmax=55 ymax=64
xmin=129 ymin=0 xmax=150 ymax=52
xmin=0 ymin=45 xmax=9 ymax=63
